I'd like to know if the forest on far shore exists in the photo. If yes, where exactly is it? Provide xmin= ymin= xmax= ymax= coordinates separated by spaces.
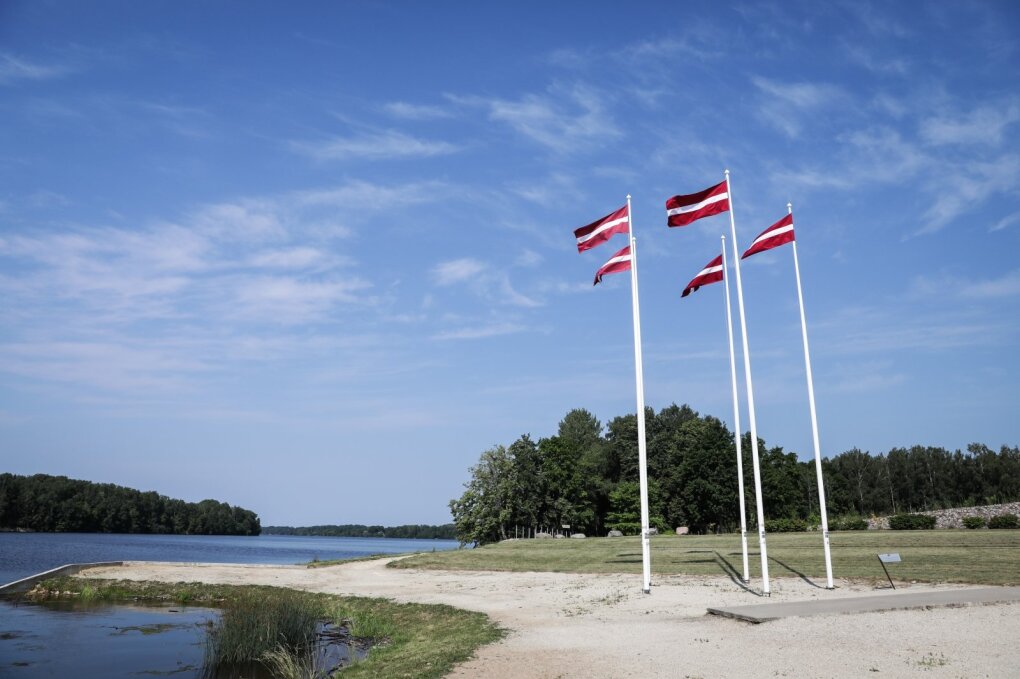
xmin=449 ymin=404 xmax=1020 ymax=545
xmin=262 ymin=524 xmax=456 ymax=540
xmin=0 ymin=473 xmax=261 ymax=536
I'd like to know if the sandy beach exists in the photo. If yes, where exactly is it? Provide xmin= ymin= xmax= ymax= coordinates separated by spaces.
xmin=81 ymin=559 xmax=1018 ymax=678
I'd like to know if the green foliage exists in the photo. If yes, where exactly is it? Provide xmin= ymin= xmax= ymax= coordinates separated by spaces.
xmin=445 ymin=404 xmax=1020 ymax=545
xmin=963 ymin=516 xmax=986 ymax=529
xmin=829 ymin=516 xmax=869 ymax=530
xmin=263 ymin=524 xmax=456 ymax=539
xmin=888 ymin=513 xmax=937 ymax=530
xmin=605 ymin=481 xmax=667 ymax=536
xmin=988 ymin=513 xmax=1019 ymax=529
xmin=764 ymin=517 xmax=808 ymax=532
xmin=0 ymin=473 xmax=259 ymax=535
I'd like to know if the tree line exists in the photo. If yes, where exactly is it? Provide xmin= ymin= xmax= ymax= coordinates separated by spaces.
xmin=0 ymin=473 xmax=261 ymax=536
xmin=262 ymin=524 xmax=457 ymax=540
xmin=449 ymin=405 xmax=1020 ymax=545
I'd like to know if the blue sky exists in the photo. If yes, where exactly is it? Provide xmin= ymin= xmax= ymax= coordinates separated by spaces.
xmin=2 ymin=1 xmax=1018 ymax=526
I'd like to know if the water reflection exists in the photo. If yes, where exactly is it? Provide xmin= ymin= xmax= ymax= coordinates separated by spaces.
xmin=0 ymin=600 xmax=366 ymax=678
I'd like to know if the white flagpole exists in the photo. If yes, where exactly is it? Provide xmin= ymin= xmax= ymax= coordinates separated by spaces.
xmin=626 ymin=194 xmax=653 ymax=594
xmin=788 ymin=202 xmax=835 ymax=589
xmin=721 ymin=235 xmax=750 ymax=584
xmin=725 ymin=170 xmax=771 ymax=595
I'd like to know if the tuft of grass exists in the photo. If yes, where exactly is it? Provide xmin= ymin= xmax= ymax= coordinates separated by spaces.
xmin=260 ymin=644 xmax=318 ymax=679
xmin=205 ymin=588 xmax=321 ymax=667
xmin=392 ymin=530 xmax=1020 ymax=586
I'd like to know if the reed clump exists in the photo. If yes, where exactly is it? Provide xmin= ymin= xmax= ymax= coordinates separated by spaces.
xmin=205 ymin=588 xmax=322 ymax=669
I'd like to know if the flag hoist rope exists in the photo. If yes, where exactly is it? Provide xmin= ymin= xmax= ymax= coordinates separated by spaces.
xmin=626 ymin=194 xmax=653 ymax=594
xmin=724 ymin=170 xmax=771 ymax=596
xmin=789 ymin=202 xmax=835 ymax=589
xmin=721 ymin=235 xmax=750 ymax=584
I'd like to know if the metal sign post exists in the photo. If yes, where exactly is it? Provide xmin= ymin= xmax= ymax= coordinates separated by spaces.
xmin=877 ymin=553 xmax=901 ymax=589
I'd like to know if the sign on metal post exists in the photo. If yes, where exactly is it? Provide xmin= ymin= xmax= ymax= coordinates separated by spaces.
xmin=877 ymin=553 xmax=901 ymax=589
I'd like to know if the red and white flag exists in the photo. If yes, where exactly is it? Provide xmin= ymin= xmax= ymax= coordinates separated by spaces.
xmin=574 ymin=204 xmax=630 ymax=252
xmin=742 ymin=213 xmax=795 ymax=259
xmin=681 ymin=254 xmax=724 ymax=298
xmin=593 ymin=244 xmax=631 ymax=285
xmin=666 ymin=181 xmax=729 ymax=227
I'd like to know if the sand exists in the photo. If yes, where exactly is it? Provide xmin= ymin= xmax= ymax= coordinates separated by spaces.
xmin=81 ymin=559 xmax=1019 ymax=678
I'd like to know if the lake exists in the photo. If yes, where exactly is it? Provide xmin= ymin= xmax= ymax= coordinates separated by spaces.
xmin=0 ymin=532 xmax=461 ymax=586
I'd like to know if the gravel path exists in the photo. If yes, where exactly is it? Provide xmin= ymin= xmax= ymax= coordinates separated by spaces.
xmin=81 ymin=559 xmax=1019 ymax=678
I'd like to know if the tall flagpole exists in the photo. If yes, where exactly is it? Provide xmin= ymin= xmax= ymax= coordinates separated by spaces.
xmin=724 ymin=170 xmax=770 ymax=595
xmin=721 ymin=235 xmax=750 ymax=584
xmin=789 ymin=202 xmax=834 ymax=589
xmin=627 ymin=194 xmax=653 ymax=594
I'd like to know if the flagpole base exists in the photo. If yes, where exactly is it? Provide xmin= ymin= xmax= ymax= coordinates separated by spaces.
xmin=642 ymin=587 xmax=651 ymax=594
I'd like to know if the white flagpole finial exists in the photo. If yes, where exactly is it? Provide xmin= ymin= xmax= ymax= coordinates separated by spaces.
xmin=627 ymin=193 xmax=632 ymax=200
xmin=788 ymin=202 xmax=793 ymax=213
xmin=724 ymin=168 xmax=730 ymax=177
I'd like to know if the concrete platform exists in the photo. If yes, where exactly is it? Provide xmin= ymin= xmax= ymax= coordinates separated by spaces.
xmin=707 ymin=586 xmax=1020 ymax=623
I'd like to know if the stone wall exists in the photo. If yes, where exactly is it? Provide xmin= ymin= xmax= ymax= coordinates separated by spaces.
xmin=866 ymin=501 xmax=1020 ymax=529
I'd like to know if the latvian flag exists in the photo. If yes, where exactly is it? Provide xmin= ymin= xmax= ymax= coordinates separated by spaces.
xmin=742 ymin=213 xmax=795 ymax=259
xmin=574 ymin=204 xmax=630 ymax=252
xmin=593 ymin=244 xmax=631 ymax=286
xmin=682 ymin=255 xmax=723 ymax=298
xmin=666 ymin=181 xmax=729 ymax=227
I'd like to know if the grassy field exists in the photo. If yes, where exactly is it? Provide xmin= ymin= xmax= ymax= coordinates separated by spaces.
xmin=394 ymin=530 xmax=1020 ymax=586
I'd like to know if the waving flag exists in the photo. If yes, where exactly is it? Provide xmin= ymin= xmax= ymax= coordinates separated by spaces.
xmin=666 ymin=181 xmax=729 ymax=227
xmin=681 ymin=254 xmax=724 ymax=298
xmin=742 ymin=213 xmax=795 ymax=259
xmin=593 ymin=244 xmax=631 ymax=285
xmin=574 ymin=205 xmax=630 ymax=252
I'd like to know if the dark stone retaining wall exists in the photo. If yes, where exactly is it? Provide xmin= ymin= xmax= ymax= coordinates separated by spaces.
xmin=866 ymin=502 xmax=1020 ymax=529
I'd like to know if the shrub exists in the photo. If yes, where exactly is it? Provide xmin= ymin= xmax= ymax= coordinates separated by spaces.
xmin=962 ymin=516 xmax=986 ymax=529
xmin=830 ymin=516 xmax=868 ymax=531
xmin=764 ymin=517 xmax=807 ymax=532
xmin=988 ymin=513 xmax=1019 ymax=529
xmin=888 ymin=513 xmax=936 ymax=530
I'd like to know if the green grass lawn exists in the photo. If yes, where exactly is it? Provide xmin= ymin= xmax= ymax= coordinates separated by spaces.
xmin=394 ymin=530 xmax=1020 ymax=586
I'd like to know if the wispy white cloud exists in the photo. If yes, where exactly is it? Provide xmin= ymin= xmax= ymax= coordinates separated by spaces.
xmin=432 ymin=258 xmax=486 ymax=285
xmin=751 ymin=76 xmax=848 ymax=137
xmin=919 ymin=154 xmax=1020 ymax=235
xmin=382 ymin=101 xmax=453 ymax=120
xmin=920 ymin=101 xmax=1020 ymax=147
xmin=0 ymin=52 xmax=71 ymax=85
xmin=291 ymin=129 xmax=459 ymax=161
xmin=457 ymin=84 xmax=620 ymax=154
xmin=515 ymin=250 xmax=543 ymax=268
xmin=910 ymin=270 xmax=1020 ymax=300
xmin=431 ymin=257 xmax=541 ymax=308
xmin=431 ymin=322 xmax=526 ymax=341
xmin=960 ymin=270 xmax=1020 ymax=300
xmin=991 ymin=211 xmax=1020 ymax=233
xmin=816 ymin=305 xmax=1010 ymax=354
xmin=842 ymin=43 xmax=909 ymax=75
xmin=0 ymin=178 xmax=455 ymax=397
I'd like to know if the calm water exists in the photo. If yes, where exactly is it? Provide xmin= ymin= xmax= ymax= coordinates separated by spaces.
xmin=1 ymin=600 xmax=216 ymax=677
xmin=0 ymin=532 xmax=459 ymax=677
xmin=0 ymin=532 xmax=460 ymax=586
